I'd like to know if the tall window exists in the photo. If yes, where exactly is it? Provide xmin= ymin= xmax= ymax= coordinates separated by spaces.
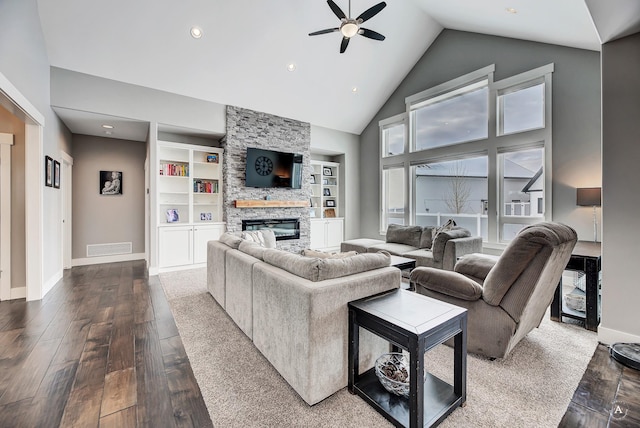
xmin=411 ymin=80 xmax=488 ymax=151
xmin=499 ymin=147 xmax=545 ymax=241
xmin=380 ymin=64 xmax=553 ymax=245
xmin=381 ymin=167 xmax=405 ymax=231
xmin=414 ymin=157 xmax=488 ymax=240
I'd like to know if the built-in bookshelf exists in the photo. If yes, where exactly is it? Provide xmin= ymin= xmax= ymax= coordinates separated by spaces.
xmin=310 ymin=160 xmax=339 ymax=219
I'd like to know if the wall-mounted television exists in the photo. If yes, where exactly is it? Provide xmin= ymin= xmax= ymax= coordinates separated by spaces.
xmin=245 ymin=147 xmax=302 ymax=189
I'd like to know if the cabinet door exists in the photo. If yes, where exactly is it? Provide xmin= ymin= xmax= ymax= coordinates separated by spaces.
xmin=309 ymin=220 xmax=326 ymax=249
xmin=159 ymin=226 xmax=193 ymax=268
xmin=193 ymin=224 xmax=224 ymax=264
xmin=325 ymin=219 xmax=344 ymax=249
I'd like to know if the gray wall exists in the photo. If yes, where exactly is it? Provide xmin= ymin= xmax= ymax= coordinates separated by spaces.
xmin=600 ymin=32 xmax=640 ymax=342
xmin=0 ymin=0 xmax=72 ymax=287
xmin=72 ymin=135 xmax=146 ymax=259
xmin=358 ymin=30 xmax=601 ymax=240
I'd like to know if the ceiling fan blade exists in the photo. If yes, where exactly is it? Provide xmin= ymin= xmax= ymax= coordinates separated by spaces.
xmin=356 ymin=1 xmax=387 ymax=23
xmin=309 ymin=28 xmax=340 ymax=36
xmin=359 ymin=28 xmax=385 ymax=41
xmin=327 ymin=0 xmax=346 ymax=20
xmin=340 ymin=36 xmax=350 ymax=53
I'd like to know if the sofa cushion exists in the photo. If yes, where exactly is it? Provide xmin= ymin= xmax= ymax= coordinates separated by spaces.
xmin=432 ymin=227 xmax=471 ymax=261
xmin=316 ymin=252 xmax=391 ymax=281
xmin=301 ymin=249 xmax=358 ymax=259
xmin=238 ymin=240 xmax=267 ymax=260
xmin=340 ymin=238 xmax=385 ymax=253
xmin=420 ymin=226 xmax=436 ymax=249
xmin=219 ymin=232 xmax=243 ymax=249
xmin=263 ymin=249 xmax=390 ymax=282
xmin=367 ymin=242 xmax=418 ymax=256
xmin=386 ymin=224 xmax=423 ymax=248
xmin=402 ymin=248 xmax=438 ymax=268
xmin=241 ymin=229 xmax=277 ymax=248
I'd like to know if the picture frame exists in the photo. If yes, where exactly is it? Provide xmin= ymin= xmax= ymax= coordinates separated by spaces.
xmin=53 ymin=160 xmax=61 ymax=189
xmin=310 ymin=174 xmax=316 ymax=184
xmin=322 ymin=178 xmax=329 ymax=185
xmin=207 ymin=153 xmax=219 ymax=163
xmin=166 ymin=209 xmax=179 ymax=223
xmin=100 ymin=170 xmax=123 ymax=195
xmin=323 ymin=188 xmax=331 ymax=196
xmin=45 ymin=156 xmax=53 ymax=187
xmin=323 ymin=167 xmax=332 ymax=176
xmin=200 ymin=212 xmax=212 ymax=221
xmin=325 ymin=199 xmax=336 ymax=207
xmin=325 ymin=208 xmax=336 ymax=218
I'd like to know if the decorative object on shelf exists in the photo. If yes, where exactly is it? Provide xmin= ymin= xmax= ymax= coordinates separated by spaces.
xmin=45 ymin=155 xmax=53 ymax=187
xmin=322 ymin=178 xmax=329 ymax=185
xmin=374 ymin=352 xmax=424 ymax=398
xmin=166 ymin=209 xmax=179 ymax=223
xmin=325 ymin=208 xmax=336 ymax=218
xmin=265 ymin=195 xmax=271 ymax=200
xmin=576 ymin=187 xmax=601 ymax=242
xmin=323 ymin=188 xmax=331 ymax=196
xmin=323 ymin=167 xmax=332 ymax=176
xmin=200 ymin=212 xmax=212 ymax=221
xmin=310 ymin=174 xmax=316 ymax=184
xmin=53 ymin=160 xmax=61 ymax=189
xmin=100 ymin=171 xmax=122 ymax=195
xmin=206 ymin=153 xmax=219 ymax=163
xmin=326 ymin=199 xmax=336 ymax=207
xmin=310 ymin=209 xmax=316 ymax=217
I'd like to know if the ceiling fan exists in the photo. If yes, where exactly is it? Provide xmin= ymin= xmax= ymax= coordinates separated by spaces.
xmin=309 ymin=0 xmax=387 ymax=54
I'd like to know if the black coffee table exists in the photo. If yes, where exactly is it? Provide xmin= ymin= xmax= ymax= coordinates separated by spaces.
xmin=348 ymin=289 xmax=467 ymax=428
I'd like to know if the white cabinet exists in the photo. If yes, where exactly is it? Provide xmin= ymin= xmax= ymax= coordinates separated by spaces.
xmin=157 ymin=141 xmax=225 ymax=270
xmin=310 ymin=161 xmax=339 ymax=219
xmin=310 ymin=218 xmax=344 ymax=251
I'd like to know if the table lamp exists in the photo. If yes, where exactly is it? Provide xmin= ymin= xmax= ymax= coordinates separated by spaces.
xmin=576 ymin=187 xmax=601 ymax=242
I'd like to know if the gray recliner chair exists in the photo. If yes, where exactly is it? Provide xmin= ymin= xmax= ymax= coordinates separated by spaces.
xmin=410 ymin=222 xmax=577 ymax=358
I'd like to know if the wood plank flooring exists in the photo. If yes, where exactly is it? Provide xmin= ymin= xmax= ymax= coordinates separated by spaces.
xmin=560 ymin=343 xmax=640 ymax=427
xmin=0 ymin=261 xmax=212 ymax=428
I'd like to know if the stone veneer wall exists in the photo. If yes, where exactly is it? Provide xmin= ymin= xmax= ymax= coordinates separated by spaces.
xmin=223 ymin=106 xmax=311 ymax=252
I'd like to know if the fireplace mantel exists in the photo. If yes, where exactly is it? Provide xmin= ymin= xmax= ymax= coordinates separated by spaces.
xmin=234 ymin=200 xmax=310 ymax=208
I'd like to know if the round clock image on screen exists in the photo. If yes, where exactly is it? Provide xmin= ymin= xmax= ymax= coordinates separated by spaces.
xmin=255 ymin=156 xmax=273 ymax=176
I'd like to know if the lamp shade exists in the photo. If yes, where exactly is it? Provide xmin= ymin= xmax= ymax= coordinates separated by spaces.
xmin=576 ymin=187 xmax=601 ymax=206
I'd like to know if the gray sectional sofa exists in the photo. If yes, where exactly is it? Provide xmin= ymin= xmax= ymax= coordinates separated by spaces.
xmin=207 ymin=233 xmax=401 ymax=405
xmin=341 ymin=224 xmax=483 ymax=271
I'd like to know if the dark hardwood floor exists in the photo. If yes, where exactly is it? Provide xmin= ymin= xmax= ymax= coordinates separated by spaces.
xmin=560 ymin=343 xmax=640 ymax=427
xmin=0 ymin=261 xmax=212 ymax=428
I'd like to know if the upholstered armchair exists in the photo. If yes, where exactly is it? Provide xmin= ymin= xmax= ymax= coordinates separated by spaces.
xmin=410 ymin=222 xmax=577 ymax=358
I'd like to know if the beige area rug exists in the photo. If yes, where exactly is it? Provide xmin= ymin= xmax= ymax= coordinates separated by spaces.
xmin=159 ymin=268 xmax=598 ymax=428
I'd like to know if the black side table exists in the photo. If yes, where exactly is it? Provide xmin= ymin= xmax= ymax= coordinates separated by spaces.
xmin=348 ymin=289 xmax=467 ymax=428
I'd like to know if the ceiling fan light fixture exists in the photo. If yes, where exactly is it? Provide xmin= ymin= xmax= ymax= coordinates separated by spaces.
xmin=340 ymin=21 xmax=359 ymax=38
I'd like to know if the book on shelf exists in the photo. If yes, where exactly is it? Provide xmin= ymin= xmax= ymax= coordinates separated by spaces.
xmin=160 ymin=163 xmax=189 ymax=177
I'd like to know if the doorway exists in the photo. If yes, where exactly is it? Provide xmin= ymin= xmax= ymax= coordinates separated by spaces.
xmin=0 ymin=133 xmax=13 ymax=300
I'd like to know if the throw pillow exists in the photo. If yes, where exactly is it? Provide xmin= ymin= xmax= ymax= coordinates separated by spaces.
xmin=386 ymin=224 xmax=423 ymax=248
xmin=242 ymin=230 xmax=266 ymax=247
xmin=431 ymin=218 xmax=457 ymax=242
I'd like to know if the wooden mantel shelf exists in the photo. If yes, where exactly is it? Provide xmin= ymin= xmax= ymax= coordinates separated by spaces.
xmin=234 ymin=200 xmax=310 ymax=208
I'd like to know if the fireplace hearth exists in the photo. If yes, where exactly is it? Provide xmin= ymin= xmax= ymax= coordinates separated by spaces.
xmin=242 ymin=218 xmax=300 ymax=241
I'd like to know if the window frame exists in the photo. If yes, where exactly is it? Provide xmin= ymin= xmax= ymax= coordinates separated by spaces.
xmin=379 ymin=63 xmax=554 ymax=247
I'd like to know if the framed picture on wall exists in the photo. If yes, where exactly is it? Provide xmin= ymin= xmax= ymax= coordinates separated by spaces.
xmin=45 ymin=156 xmax=53 ymax=187
xmin=53 ymin=160 xmax=61 ymax=189
xmin=100 ymin=170 xmax=123 ymax=195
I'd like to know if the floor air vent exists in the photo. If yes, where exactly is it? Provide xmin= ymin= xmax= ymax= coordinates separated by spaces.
xmin=87 ymin=242 xmax=132 ymax=257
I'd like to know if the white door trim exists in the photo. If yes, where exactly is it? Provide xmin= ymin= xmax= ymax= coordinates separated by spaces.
xmin=61 ymin=151 xmax=73 ymax=269
xmin=1 ymin=71 xmax=45 ymax=301
xmin=0 ymin=133 xmax=13 ymax=301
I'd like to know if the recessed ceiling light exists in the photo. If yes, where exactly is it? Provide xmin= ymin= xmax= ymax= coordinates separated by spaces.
xmin=352 ymin=87 xmax=358 ymax=93
xmin=506 ymin=7 xmax=517 ymax=14
xmin=287 ymin=63 xmax=296 ymax=72
xmin=102 ymin=124 xmax=114 ymax=129
xmin=190 ymin=26 xmax=203 ymax=39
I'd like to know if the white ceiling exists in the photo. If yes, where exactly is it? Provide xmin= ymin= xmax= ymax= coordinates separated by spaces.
xmin=36 ymin=0 xmax=640 ymax=140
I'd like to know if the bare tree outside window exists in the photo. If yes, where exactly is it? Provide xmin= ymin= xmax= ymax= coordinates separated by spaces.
xmin=444 ymin=161 xmax=471 ymax=214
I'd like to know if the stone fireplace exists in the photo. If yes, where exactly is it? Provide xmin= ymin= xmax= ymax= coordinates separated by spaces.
xmin=222 ymin=106 xmax=311 ymax=252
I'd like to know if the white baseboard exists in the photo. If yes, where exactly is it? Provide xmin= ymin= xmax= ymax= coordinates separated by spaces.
xmin=157 ymin=262 xmax=206 ymax=274
xmin=9 ymin=286 xmax=26 ymax=299
xmin=72 ymin=252 xmax=145 ymax=267
xmin=598 ymin=325 xmax=640 ymax=345
xmin=43 ymin=270 xmax=63 ymax=297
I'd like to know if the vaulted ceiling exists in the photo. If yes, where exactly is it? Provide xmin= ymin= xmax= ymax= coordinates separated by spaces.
xmin=37 ymin=0 xmax=640 ymax=138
